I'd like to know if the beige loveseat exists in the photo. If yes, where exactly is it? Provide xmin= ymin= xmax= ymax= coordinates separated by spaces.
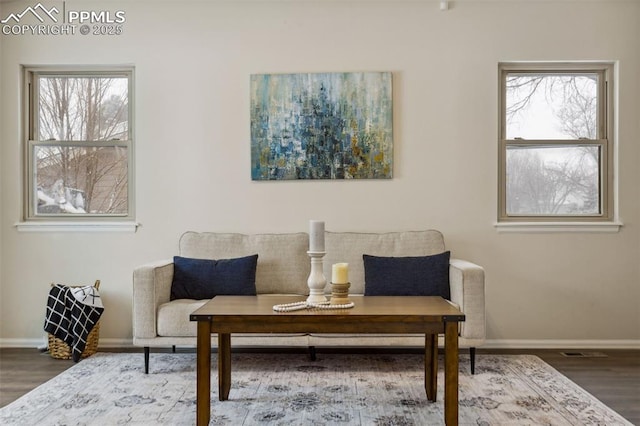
xmin=133 ymin=230 xmax=485 ymax=373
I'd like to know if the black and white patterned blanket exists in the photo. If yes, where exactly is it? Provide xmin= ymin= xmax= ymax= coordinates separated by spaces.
xmin=44 ymin=284 xmax=104 ymax=362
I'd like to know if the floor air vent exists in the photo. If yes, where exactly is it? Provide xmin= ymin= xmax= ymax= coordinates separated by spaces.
xmin=560 ymin=351 xmax=608 ymax=358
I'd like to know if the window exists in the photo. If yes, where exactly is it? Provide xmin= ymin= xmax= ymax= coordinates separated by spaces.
xmin=498 ymin=62 xmax=614 ymax=224
xmin=23 ymin=66 xmax=134 ymax=224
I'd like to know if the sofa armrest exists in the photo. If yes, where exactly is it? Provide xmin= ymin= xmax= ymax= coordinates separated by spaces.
xmin=132 ymin=259 xmax=174 ymax=341
xmin=449 ymin=258 xmax=485 ymax=341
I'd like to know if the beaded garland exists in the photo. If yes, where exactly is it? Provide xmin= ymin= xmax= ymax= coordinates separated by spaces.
xmin=272 ymin=300 xmax=355 ymax=312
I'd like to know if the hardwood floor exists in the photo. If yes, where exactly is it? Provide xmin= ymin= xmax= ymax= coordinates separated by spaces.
xmin=1 ymin=348 xmax=70 ymax=407
xmin=1 ymin=347 xmax=638 ymax=424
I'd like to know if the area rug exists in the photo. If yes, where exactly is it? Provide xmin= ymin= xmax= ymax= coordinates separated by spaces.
xmin=0 ymin=353 xmax=631 ymax=425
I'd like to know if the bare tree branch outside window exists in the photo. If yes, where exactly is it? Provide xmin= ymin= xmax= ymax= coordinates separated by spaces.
xmin=504 ymin=73 xmax=601 ymax=216
xmin=33 ymin=75 xmax=130 ymax=215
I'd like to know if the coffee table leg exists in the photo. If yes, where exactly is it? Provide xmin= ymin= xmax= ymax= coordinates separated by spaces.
xmin=425 ymin=333 xmax=437 ymax=401
xmin=196 ymin=320 xmax=211 ymax=426
xmin=218 ymin=333 xmax=231 ymax=400
xmin=444 ymin=321 xmax=459 ymax=425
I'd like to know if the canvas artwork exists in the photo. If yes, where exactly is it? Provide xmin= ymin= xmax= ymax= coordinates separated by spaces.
xmin=250 ymin=72 xmax=393 ymax=180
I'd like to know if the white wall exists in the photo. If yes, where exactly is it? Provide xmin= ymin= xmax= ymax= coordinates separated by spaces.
xmin=1 ymin=0 xmax=638 ymax=347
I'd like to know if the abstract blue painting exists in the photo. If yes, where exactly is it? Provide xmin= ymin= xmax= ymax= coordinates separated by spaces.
xmin=250 ymin=72 xmax=393 ymax=180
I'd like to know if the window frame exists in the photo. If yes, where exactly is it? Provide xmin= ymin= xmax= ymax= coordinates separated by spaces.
xmin=22 ymin=65 xmax=135 ymax=225
xmin=498 ymin=62 xmax=615 ymax=224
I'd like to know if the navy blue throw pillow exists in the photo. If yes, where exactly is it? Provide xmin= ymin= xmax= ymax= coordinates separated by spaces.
xmin=170 ymin=254 xmax=258 ymax=300
xmin=363 ymin=252 xmax=450 ymax=299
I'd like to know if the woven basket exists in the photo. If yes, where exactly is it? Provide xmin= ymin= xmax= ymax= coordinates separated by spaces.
xmin=48 ymin=280 xmax=101 ymax=360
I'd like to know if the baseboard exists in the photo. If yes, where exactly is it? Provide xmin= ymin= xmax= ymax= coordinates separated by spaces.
xmin=0 ymin=337 xmax=134 ymax=349
xmin=484 ymin=339 xmax=640 ymax=350
xmin=0 ymin=337 xmax=49 ymax=349
xmin=2 ymin=338 xmax=639 ymax=350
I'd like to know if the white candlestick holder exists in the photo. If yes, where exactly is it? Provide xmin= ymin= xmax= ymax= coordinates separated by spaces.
xmin=306 ymin=251 xmax=328 ymax=303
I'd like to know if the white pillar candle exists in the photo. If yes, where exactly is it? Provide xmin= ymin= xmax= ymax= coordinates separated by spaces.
xmin=332 ymin=263 xmax=349 ymax=284
xmin=309 ymin=220 xmax=325 ymax=252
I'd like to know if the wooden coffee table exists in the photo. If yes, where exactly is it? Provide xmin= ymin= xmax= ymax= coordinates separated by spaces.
xmin=190 ymin=295 xmax=465 ymax=425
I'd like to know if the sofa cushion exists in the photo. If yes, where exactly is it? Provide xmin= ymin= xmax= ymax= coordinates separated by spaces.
xmin=363 ymin=251 xmax=450 ymax=299
xmin=170 ymin=254 xmax=258 ymax=300
xmin=157 ymin=299 xmax=207 ymax=336
xmin=179 ymin=232 xmax=310 ymax=295
xmin=157 ymin=299 xmax=309 ymax=338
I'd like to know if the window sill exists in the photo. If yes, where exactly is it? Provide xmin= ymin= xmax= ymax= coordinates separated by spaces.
xmin=15 ymin=221 xmax=139 ymax=233
xmin=494 ymin=221 xmax=622 ymax=233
